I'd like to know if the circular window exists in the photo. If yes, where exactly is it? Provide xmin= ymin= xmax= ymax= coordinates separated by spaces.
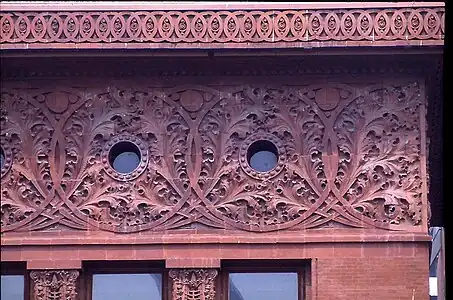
xmin=101 ymin=135 xmax=149 ymax=181
xmin=109 ymin=141 xmax=141 ymax=174
xmin=239 ymin=133 xmax=286 ymax=180
xmin=247 ymin=140 xmax=278 ymax=172
xmin=0 ymin=147 xmax=4 ymax=169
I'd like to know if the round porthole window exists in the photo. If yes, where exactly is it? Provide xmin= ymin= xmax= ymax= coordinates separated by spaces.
xmin=109 ymin=142 xmax=141 ymax=174
xmin=239 ymin=133 xmax=286 ymax=180
xmin=247 ymin=140 xmax=278 ymax=172
xmin=101 ymin=135 xmax=149 ymax=181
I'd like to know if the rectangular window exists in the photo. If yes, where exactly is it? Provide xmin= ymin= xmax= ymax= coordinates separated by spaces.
xmin=1 ymin=275 xmax=25 ymax=300
xmin=1 ymin=262 xmax=28 ymax=300
xmin=92 ymin=273 xmax=162 ymax=300
xmin=81 ymin=260 xmax=309 ymax=300
xmin=221 ymin=260 xmax=309 ymax=300
xmin=229 ymin=272 xmax=298 ymax=300
xmin=83 ymin=260 xmax=166 ymax=300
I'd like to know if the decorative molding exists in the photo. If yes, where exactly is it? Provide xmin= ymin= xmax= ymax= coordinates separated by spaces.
xmin=169 ymin=269 xmax=218 ymax=300
xmin=30 ymin=270 xmax=79 ymax=300
xmin=0 ymin=81 xmax=428 ymax=233
xmin=0 ymin=61 xmax=429 ymax=81
xmin=0 ymin=7 xmax=444 ymax=49
xmin=0 ymin=2 xmax=446 ymax=12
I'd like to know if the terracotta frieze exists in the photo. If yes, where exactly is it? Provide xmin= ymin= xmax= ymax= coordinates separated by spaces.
xmin=0 ymin=6 xmax=444 ymax=49
xmin=0 ymin=81 xmax=428 ymax=233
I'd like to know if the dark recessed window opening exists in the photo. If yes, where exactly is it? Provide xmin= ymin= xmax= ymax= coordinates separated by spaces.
xmin=108 ymin=141 xmax=141 ymax=174
xmin=0 ymin=147 xmax=5 ymax=169
xmin=247 ymin=140 xmax=278 ymax=172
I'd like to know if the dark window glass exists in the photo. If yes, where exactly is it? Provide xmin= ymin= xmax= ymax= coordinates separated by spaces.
xmin=108 ymin=142 xmax=141 ymax=174
xmin=430 ymin=254 xmax=438 ymax=277
xmin=92 ymin=273 xmax=162 ymax=300
xmin=229 ymin=273 xmax=298 ymax=300
xmin=1 ymin=275 xmax=25 ymax=300
xmin=0 ymin=147 xmax=5 ymax=169
xmin=247 ymin=140 xmax=278 ymax=172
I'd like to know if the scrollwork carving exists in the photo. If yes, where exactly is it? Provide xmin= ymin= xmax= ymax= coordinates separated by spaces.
xmin=0 ymin=81 xmax=427 ymax=233
xmin=334 ymin=83 xmax=423 ymax=227
xmin=1 ymin=90 xmax=54 ymax=231
xmin=61 ymin=87 xmax=190 ymax=232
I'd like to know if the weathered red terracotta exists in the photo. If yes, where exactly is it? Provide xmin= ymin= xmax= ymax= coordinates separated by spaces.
xmin=0 ymin=2 xmax=444 ymax=300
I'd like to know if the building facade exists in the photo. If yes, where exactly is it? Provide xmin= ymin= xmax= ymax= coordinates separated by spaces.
xmin=0 ymin=2 xmax=444 ymax=300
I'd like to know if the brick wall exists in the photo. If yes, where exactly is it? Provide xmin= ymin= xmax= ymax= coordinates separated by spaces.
xmin=315 ymin=244 xmax=429 ymax=300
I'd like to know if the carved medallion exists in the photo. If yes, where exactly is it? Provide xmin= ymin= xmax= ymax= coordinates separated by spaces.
xmin=180 ymin=90 xmax=204 ymax=112
xmin=101 ymin=134 xmax=149 ymax=181
xmin=315 ymin=87 xmax=340 ymax=111
xmin=44 ymin=92 xmax=71 ymax=114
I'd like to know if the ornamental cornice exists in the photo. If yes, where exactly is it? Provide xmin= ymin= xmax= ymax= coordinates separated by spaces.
xmin=0 ymin=2 xmax=444 ymax=50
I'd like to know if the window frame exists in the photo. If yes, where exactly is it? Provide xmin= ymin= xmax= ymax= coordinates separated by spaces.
xmin=219 ymin=260 xmax=310 ymax=300
xmin=81 ymin=260 xmax=168 ymax=300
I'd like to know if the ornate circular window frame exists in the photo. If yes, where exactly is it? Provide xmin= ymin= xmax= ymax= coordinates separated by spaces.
xmin=101 ymin=134 xmax=149 ymax=181
xmin=239 ymin=133 xmax=286 ymax=180
xmin=0 ymin=144 xmax=13 ymax=178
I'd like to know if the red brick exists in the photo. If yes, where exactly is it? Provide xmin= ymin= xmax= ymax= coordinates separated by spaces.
xmin=316 ymin=255 xmax=429 ymax=300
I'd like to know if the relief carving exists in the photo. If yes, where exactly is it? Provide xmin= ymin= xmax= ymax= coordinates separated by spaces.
xmin=1 ymin=90 xmax=54 ymax=231
xmin=0 ymin=82 xmax=427 ymax=233
xmin=334 ymin=83 xmax=423 ymax=227
xmin=30 ymin=270 xmax=79 ymax=300
xmin=0 ymin=7 xmax=444 ymax=48
xmin=61 ymin=87 xmax=190 ymax=232
xmin=169 ymin=269 xmax=218 ymax=300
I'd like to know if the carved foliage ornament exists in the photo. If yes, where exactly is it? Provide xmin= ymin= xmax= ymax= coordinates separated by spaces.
xmin=0 ymin=82 xmax=427 ymax=233
xmin=30 ymin=270 xmax=79 ymax=300
xmin=0 ymin=8 xmax=444 ymax=46
xmin=169 ymin=269 xmax=218 ymax=300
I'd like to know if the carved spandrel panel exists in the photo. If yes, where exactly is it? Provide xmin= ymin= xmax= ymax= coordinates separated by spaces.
xmin=0 ymin=82 xmax=427 ymax=233
xmin=30 ymin=270 xmax=79 ymax=300
xmin=169 ymin=269 xmax=218 ymax=300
